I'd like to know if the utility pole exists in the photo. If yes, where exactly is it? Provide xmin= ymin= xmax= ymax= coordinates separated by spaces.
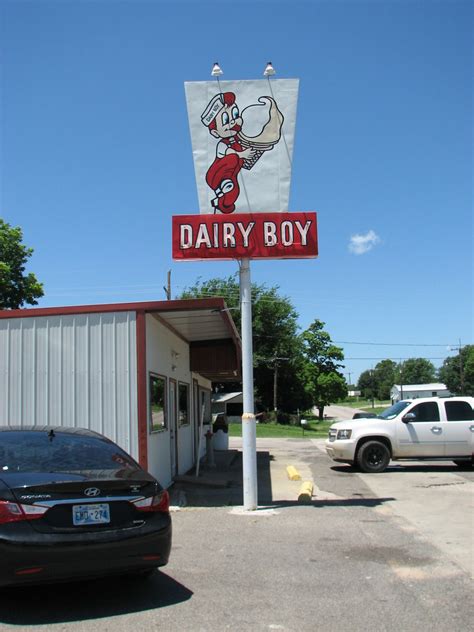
xmin=399 ymin=360 xmax=403 ymax=401
xmin=163 ymin=270 xmax=171 ymax=300
xmin=449 ymin=340 xmax=464 ymax=394
xmin=273 ymin=360 xmax=278 ymax=412
xmin=272 ymin=357 xmax=289 ymax=414
xmin=459 ymin=339 xmax=464 ymax=394
xmin=369 ymin=367 xmax=376 ymax=408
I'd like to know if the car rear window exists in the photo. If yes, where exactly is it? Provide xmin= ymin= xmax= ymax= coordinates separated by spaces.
xmin=0 ymin=431 xmax=139 ymax=474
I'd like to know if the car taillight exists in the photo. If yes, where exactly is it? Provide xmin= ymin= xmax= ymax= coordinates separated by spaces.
xmin=0 ymin=500 xmax=48 ymax=525
xmin=131 ymin=490 xmax=169 ymax=513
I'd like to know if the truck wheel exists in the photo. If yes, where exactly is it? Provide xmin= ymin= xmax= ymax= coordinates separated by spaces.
xmin=357 ymin=441 xmax=390 ymax=473
xmin=453 ymin=458 xmax=473 ymax=469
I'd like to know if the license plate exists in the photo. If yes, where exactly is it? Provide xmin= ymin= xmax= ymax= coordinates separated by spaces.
xmin=72 ymin=503 xmax=110 ymax=526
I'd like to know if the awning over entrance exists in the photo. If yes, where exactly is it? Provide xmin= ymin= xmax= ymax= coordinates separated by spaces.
xmin=148 ymin=298 xmax=241 ymax=381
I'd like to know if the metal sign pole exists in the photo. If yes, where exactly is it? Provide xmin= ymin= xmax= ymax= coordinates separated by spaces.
xmin=177 ymin=69 xmax=312 ymax=509
xmin=240 ymin=257 xmax=258 ymax=510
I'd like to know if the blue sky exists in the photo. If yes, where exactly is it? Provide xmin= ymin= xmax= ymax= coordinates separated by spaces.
xmin=1 ymin=0 xmax=472 ymax=384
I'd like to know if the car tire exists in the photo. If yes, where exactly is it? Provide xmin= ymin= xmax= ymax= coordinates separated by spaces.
xmin=453 ymin=458 xmax=473 ymax=469
xmin=356 ymin=441 xmax=390 ymax=473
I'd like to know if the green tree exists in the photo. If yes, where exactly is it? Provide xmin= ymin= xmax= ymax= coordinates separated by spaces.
xmin=400 ymin=358 xmax=436 ymax=384
xmin=438 ymin=345 xmax=474 ymax=396
xmin=301 ymin=319 xmax=347 ymax=419
xmin=357 ymin=369 xmax=376 ymax=401
xmin=0 ymin=219 xmax=43 ymax=309
xmin=373 ymin=359 xmax=398 ymax=400
xmin=179 ymin=275 xmax=312 ymax=413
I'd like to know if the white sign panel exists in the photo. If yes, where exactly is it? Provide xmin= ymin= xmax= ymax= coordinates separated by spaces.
xmin=185 ymin=79 xmax=299 ymax=215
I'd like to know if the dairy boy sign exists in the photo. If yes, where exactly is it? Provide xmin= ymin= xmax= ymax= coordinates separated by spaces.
xmin=173 ymin=212 xmax=317 ymax=260
xmin=185 ymin=79 xmax=298 ymax=215
xmin=172 ymin=77 xmax=317 ymax=260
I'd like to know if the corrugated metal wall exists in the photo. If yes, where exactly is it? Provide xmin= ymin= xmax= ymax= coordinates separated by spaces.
xmin=0 ymin=312 xmax=139 ymax=459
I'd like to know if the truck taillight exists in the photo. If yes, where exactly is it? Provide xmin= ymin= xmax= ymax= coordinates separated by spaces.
xmin=131 ymin=490 xmax=169 ymax=513
xmin=0 ymin=500 xmax=48 ymax=525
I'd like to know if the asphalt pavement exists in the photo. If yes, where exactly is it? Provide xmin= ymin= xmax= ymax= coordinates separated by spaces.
xmin=0 ymin=436 xmax=472 ymax=632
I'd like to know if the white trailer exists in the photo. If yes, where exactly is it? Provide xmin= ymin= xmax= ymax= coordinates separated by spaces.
xmin=391 ymin=383 xmax=451 ymax=402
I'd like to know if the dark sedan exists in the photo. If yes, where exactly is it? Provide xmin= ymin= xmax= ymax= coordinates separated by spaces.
xmin=352 ymin=412 xmax=377 ymax=419
xmin=0 ymin=426 xmax=171 ymax=587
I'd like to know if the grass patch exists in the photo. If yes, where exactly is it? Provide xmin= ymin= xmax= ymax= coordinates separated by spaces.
xmin=229 ymin=421 xmax=332 ymax=439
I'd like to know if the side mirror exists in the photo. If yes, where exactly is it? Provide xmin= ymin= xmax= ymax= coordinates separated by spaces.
xmin=402 ymin=412 xmax=417 ymax=424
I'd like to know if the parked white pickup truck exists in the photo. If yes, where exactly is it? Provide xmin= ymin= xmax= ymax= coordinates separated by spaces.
xmin=325 ymin=397 xmax=474 ymax=473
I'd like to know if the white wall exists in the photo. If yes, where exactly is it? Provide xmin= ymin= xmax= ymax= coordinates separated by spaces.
xmin=0 ymin=311 xmax=214 ymax=488
xmin=145 ymin=315 xmax=211 ymax=486
xmin=391 ymin=386 xmax=451 ymax=401
xmin=0 ymin=312 xmax=139 ymax=459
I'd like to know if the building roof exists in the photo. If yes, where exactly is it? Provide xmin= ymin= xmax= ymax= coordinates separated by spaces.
xmin=392 ymin=383 xmax=448 ymax=392
xmin=0 ymin=297 xmax=239 ymax=342
xmin=211 ymin=392 xmax=243 ymax=404
xmin=0 ymin=298 xmax=242 ymax=381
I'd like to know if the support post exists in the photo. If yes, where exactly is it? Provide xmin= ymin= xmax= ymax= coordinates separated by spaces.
xmin=273 ymin=359 xmax=278 ymax=412
xmin=205 ymin=430 xmax=216 ymax=468
xmin=240 ymin=258 xmax=257 ymax=510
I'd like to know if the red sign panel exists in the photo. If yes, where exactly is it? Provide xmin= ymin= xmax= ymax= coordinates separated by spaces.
xmin=172 ymin=212 xmax=318 ymax=261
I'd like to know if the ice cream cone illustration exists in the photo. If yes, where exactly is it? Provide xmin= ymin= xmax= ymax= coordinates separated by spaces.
xmin=237 ymin=97 xmax=284 ymax=170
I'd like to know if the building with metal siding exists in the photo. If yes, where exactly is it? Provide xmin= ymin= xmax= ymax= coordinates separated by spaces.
xmin=0 ymin=311 xmax=138 ymax=455
xmin=390 ymin=383 xmax=451 ymax=402
xmin=0 ymin=299 xmax=241 ymax=488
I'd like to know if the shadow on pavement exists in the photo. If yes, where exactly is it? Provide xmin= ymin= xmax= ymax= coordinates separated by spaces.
xmin=331 ymin=464 xmax=469 ymax=474
xmin=170 ymin=450 xmax=398 ymax=510
xmin=0 ymin=571 xmax=193 ymax=625
xmin=171 ymin=450 xmax=272 ymax=508
xmin=260 ymin=497 xmax=396 ymax=509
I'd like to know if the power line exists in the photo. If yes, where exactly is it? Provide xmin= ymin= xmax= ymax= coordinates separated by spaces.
xmin=44 ymin=284 xmax=469 ymax=350
xmin=334 ymin=340 xmax=454 ymax=348
xmin=253 ymin=333 xmax=463 ymax=348
xmin=345 ymin=357 xmax=447 ymax=361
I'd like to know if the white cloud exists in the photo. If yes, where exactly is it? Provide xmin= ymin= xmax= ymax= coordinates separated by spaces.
xmin=348 ymin=230 xmax=381 ymax=255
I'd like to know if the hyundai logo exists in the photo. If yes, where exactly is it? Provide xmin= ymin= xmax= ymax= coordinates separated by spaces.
xmin=84 ymin=487 xmax=100 ymax=497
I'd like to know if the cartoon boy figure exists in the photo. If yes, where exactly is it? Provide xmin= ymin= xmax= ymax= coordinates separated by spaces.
xmin=201 ymin=92 xmax=256 ymax=214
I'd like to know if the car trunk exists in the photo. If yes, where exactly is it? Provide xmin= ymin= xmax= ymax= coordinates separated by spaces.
xmin=5 ymin=470 xmax=159 ymax=534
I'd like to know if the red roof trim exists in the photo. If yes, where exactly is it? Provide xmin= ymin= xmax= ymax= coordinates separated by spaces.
xmin=0 ymin=298 xmax=227 ymax=320
xmin=0 ymin=297 xmax=242 ymax=352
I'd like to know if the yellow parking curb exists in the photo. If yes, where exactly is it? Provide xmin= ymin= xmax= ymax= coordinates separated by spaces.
xmin=286 ymin=465 xmax=301 ymax=481
xmin=298 ymin=481 xmax=314 ymax=504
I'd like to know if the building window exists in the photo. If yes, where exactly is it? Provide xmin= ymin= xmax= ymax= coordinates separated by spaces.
xmin=149 ymin=374 xmax=167 ymax=432
xmin=178 ymin=382 xmax=190 ymax=427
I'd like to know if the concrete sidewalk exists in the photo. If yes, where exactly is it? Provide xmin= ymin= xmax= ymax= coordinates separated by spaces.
xmin=169 ymin=436 xmax=319 ymax=509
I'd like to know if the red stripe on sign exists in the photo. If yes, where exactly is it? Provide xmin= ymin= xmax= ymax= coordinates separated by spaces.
xmin=172 ymin=212 xmax=318 ymax=261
